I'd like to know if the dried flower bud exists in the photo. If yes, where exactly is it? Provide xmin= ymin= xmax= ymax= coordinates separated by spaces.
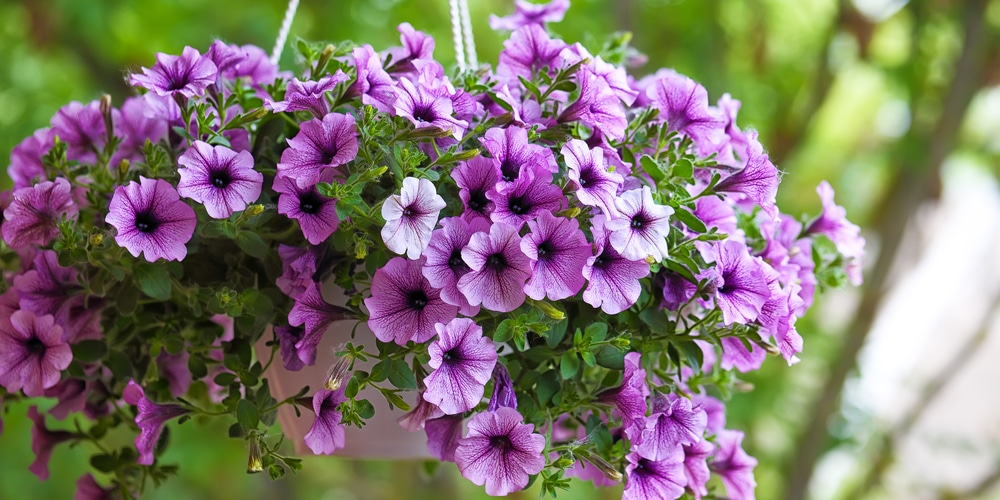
xmin=324 ymin=345 xmax=350 ymax=391
xmin=246 ymin=435 xmax=264 ymax=474
xmin=577 ymin=450 xmax=622 ymax=483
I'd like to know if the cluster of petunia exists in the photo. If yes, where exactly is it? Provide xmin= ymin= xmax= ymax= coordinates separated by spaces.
xmin=0 ymin=0 xmax=864 ymax=498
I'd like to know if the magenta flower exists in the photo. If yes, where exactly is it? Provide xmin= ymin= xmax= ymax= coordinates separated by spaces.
xmin=384 ymin=22 xmax=435 ymax=74
xmin=2 ymin=178 xmax=78 ymax=249
xmin=0 ymin=310 xmax=70 ymax=397
xmin=130 ymin=46 xmax=218 ymax=98
xmin=274 ymin=174 xmax=340 ymax=245
xmin=706 ymin=241 xmax=771 ymax=325
xmin=583 ymin=215 xmax=651 ymax=314
xmin=157 ymin=350 xmax=191 ymax=398
xmin=714 ymin=135 xmax=779 ymax=219
xmin=452 ymin=157 xmax=499 ymax=221
xmin=422 ymin=217 xmax=490 ymax=316
xmin=711 ymin=430 xmax=758 ymax=500
xmin=397 ymin=393 xmax=445 ymax=432
xmin=75 ymin=473 xmax=117 ymax=500
xmin=266 ymin=73 xmax=348 ymax=117
xmin=365 ymin=257 xmax=458 ymax=345
xmin=50 ymin=100 xmax=106 ymax=163
xmin=455 ymin=407 xmax=546 ymax=496
xmin=111 ymin=96 xmax=168 ymax=165
xmin=480 ymin=126 xmax=557 ymax=189
xmin=276 ymin=244 xmax=321 ymax=299
xmin=345 ymin=45 xmax=396 ymax=113
xmin=13 ymin=250 xmax=78 ymax=318
xmin=520 ymin=211 xmax=590 ymax=301
xmin=661 ymin=272 xmax=697 ymax=311
xmin=381 ymin=177 xmax=447 ymax=259
xmin=457 ymin=222 xmax=532 ymax=313
xmin=226 ymin=45 xmax=278 ymax=86
xmin=394 ymin=78 xmax=468 ymax=139
xmin=424 ymin=318 xmax=497 ymax=414
xmin=648 ymin=70 xmax=725 ymax=156
xmin=288 ymin=283 xmax=350 ymax=365
xmin=605 ymin=187 xmax=674 ymax=262
xmin=636 ymin=395 xmax=708 ymax=461
xmin=806 ymin=180 xmax=866 ymax=286
xmin=497 ymin=24 xmax=566 ymax=81
xmin=559 ymin=66 xmax=628 ymax=141
xmin=426 ymin=414 xmax=464 ymax=462
xmin=177 ymin=141 xmax=262 ymax=219
xmin=623 ymin=451 xmax=686 ymax=500
xmin=44 ymin=378 xmax=88 ymax=420
xmin=596 ymin=352 xmax=649 ymax=424
xmin=277 ymin=113 xmax=359 ymax=188
xmin=683 ymin=439 xmax=715 ymax=499
xmin=489 ymin=0 xmax=569 ymax=30
xmin=28 ymin=406 xmax=75 ymax=480
xmin=487 ymin=170 xmax=566 ymax=229
xmin=106 ymin=177 xmax=197 ymax=262
xmin=305 ymin=388 xmax=348 ymax=455
xmin=488 ymin=364 xmax=518 ymax=411
xmin=275 ymin=325 xmax=306 ymax=371
xmin=9 ymin=128 xmax=53 ymax=189
xmin=562 ymin=139 xmax=623 ymax=217
xmin=123 ymin=380 xmax=191 ymax=466
xmin=719 ymin=336 xmax=766 ymax=373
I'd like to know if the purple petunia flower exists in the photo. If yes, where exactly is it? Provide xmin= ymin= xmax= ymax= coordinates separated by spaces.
xmin=157 ymin=350 xmax=191 ymax=398
xmin=75 ymin=473 xmax=117 ymax=500
xmin=397 ymin=393 xmax=445 ymax=432
xmin=345 ymin=45 xmax=397 ymax=113
xmin=2 ymin=178 xmax=78 ymax=249
xmin=305 ymin=388 xmax=348 ymax=455
xmin=423 ymin=318 xmax=497 ymax=414
xmin=596 ymin=352 xmax=649 ymax=424
xmin=661 ymin=272 xmax=697 ymax=311
xmin=480 ymin=126 xmax=557 ymax=189
xmin=488 ymin=363 xmax=518 ymax=411
xmin=705 ymin=241 xmax=771 ymax=325
xmin=497 ymin=24 xmax=567 ymax=82
xmin=273 ymin=174 xmax=340 ymax=245
xmin=623 ymin=451 xmax=686 ymax=500
xmin=583 ymin=215 xmax=651 ymax=314
xmin=714 ymin=134 xmax=779 ymax=219
xmin=489 ymin=0 xmax=570 ymax=31
xmin=28 ymin=406 xmax=75 ymax=480
xmin=457 ymin=222 xmax=533 ymax=313
xmin=266 ymin=73 xmax=348 ymax=117
xmin=276 ymin=244 xmax=321 ymax=299
xmin=288 ymin=283 xmax=350 ymax=365
xmin=426 ymin=414 xmax=464 ymax=462
xmin=487 ymin=170 xmax=566 ymax=229
xmin=123 ymin=380 xmax=191 ymax=466
xmin=636 ymin=395 xmax=708 ymax=462
xmin=711 ymin=430 xmax=758 ymax=500
xmin=562 ymin=139 xmax=623 ymax=217
xmin=559 ymin=66 xmax=628 ymax=141
xmin=806 ymin=180 xmax=866 ymax=286
xmin=365 ymin=256 xmax=458 ymax=345
xmin=130 ymin=46 xmax=218 ymax=98
xmin=177 ymin=141 xmax=262 ymax=219
xmin=520 ymin=211 xmax=590 ymax=301
xmin=0 ymin=310 xmax=71 ymax=397
xmin=277 ymin=113 xmax=359 ymax=188
xmin=683 ymin=439 xmax=715 ymax=499
xmin=422 ymin=217 xmax=490 ymax=316
xmin=648 ymin=70 xmax=726 ymax=156
xmin=226 ymin=45 xmax=278 ymax=86
xmin=44 ymin=378 xmax=88 ymax=420
xmin=394 ymin=78 xmax=468 ymax=139
xmin=9 ymin=128 xmax=53 ymax=189
xmin=205 ymin=40 xmax=245 ymax=76
xmin=719 ymin=336 xmax=767 ymax=373
xmin=381 ymin=177 xmax=447 ymax=259
xmin=275 ymin=325 xmax=306 ymax=371
xmin=561 ymin=43 xmax=639 ymax=106
xmin=50 ymin=100 xmax=106 ymax=163
xmin=384 ymin=22 xmax=435 ymax=74
xmin=453 ymin=157 xmax=499 ymax=221
xmin=106 ymin=177 xmax=197 ymax=262
xmin=13 ymin=250 xmax=78 ymax=318
xmin=605 ymin=187 xmax=674 ymax=262
xmin=455 ymin=407 xmax=546 ymax=496
xmin=111 ymin=96 xmax=168 ymax=166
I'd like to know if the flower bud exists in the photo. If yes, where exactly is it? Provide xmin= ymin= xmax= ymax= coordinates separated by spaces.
xmin=118 ymin=159 xmax=130 ymax=178
xmin=559 ymin=207 xmax=581 ymax=219
xmin=89 ymin=233 xmax=104 ymax=246
xmin=100 ymin=94 xmax=114 ymax=147
xmin=533 ymin=300 xmax=565 ymax=321
xmin=552 ymin=455 xmax=575 ymax=469
xmin=324 ymin=345 xmax=351 ymax=391
xmin=246 ymin=435 xmax=264 ymax=474
xmin=577 ymin=450 xmax=622 ymax=483
xmin=244 ymin=204 xmax=265 ymax=217
xmin=354 ymin=238 xmax=369 ymax=261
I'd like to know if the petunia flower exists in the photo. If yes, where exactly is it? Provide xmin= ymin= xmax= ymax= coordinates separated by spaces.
xmin=583 ymin=215 xmax=651 ymax=314
xmin=13 ymin=250 xmax=79 ymax=318
xmin=605 ymin=186 xmax=674 ymax=262
xmin=130 ymin=46 xmax=218 ymax=98
xmin=2 ymin=178 xmax=78 ymax=249
xmin=226 ymin=45 xmax=278 ymax=86
xmin=277 ymin=113 xmax=359 ymax=188
xmin=205 ymin=40 xmax=245 ymax=76
xmin=424 ymin=318 xmax=497 ymax=414
xmin=558 ymin=66 xmax=628 ymax=141
xmin=123 ymin=380 xmax=191 ymax=466
xmin=705 ymin=241 xmax=771 ymax=325
xmin=273 ymin=173 xmax=340 ymax=245
xmin=275 ymin=325 xmax=307 ymax=372
xmin=75 ymin=473 xmax=117 ymax=500
xmin=719 ymin=336 xmax=766 ymax=373
xmin=561 ymin=43 xmax=639 ymax=105
xmin=487 ymin=170 xmax=566 ymax=229
xmin=487 ymin=363 xmax=518 ymax=411
xmin=683 ymin=439 xmax=715 ymax=499
xmin=455 ymin=407 xmax=546 ymax=496
xmin=304 ymin=388 xmax=348 ymax=455
xmin=9 ymin=128 xmax=53 ymax=189
xmin=156 ymin=350 xmax=191 ymax=398
xmin=457 ymin=222 xmax=532 ymax=313
xmin=111 ymin=96 xmax=168 ymax=166
xmin=635 ymin=394 xmax=708 ymax=462
xmin=711 ymin=430 xmax=759 ymax=500
xmin=596 ymin=352 xmax=649 ymax=425
xmin=383 ymin=22 xmax=435 ymax=74
xmin=288 ymin=283 xmax=351 ymax=365
xmin=452 ymin=157 xmax=499 ymax=221
xmin=365 ymin=256 xmax=458 ymax=345
xmin=562 ymin=139 xmax=623 ymax=217
xmin=714 ymin=134 xmax=779 ymax=219
xmin=0 ymin=310 xmax=71 ymax=397
xmin=479 ymin=126 xmax=557 ymax=190
xmin=425 ymin=414 xmax=464 ymax=462
xmin=177 ymin=141 xmax=262 ymax=219
xmin=422 ymin=217 xmax=490 ymax=316
xmin=393 ymin=78 xmax=468 ymax=139
xmin=44 ymin=378 xmax=88 ymax=420
xmin=661 ymin=272 xmax=697 ymax=311
xmin=397 ymin=392 xmax=445 ymax=432
xmin=489 ymin=0 xmax=570 ymax=31
xmin=50 ymin=100 xmax=106 ymax=163
xmin=27 ymin=406 xmax=75 ymax=480
xmin=276 ymin=244 xmax=322 ymax=299
xmin=106 ymin=177 xmax=197 ymax=262
xmin=623 ymin=451 xmax=686 ymax=500
xmin=647 ymin=70 xmax=726 ymax=157
xmin=344 ymin=45 xmax=396 ymax=112
xmin=520 ymin=211 xmax=590 ymax=301
xmin=806 ymin=180 xmax=866 ymax=286
xmin=497 ymin=24 xmax=567 ymax=82
xmin=381 ymin=177 xmax=447 ymax=259
xmin=266 ymin=73 xmax=348 ymax=117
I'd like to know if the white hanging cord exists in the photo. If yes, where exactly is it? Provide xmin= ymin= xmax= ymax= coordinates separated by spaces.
xmin=459 ymin=0 xmax=478 ymax=68
xmin=448 ymin=0 xmax=468 ymax=71
xmin=271 ymin=0 xmax=301 ymax=66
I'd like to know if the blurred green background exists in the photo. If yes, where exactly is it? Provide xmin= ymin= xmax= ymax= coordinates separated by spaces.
xmin=3 ymin=0 xmax=1000 ymax=498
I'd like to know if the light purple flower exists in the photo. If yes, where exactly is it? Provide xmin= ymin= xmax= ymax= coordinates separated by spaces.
xmin=365 ymin=256 xmax=458 ymax=345
xmin=130 ymin=46 xmax=218 ymax=98
xmin=277 ymin=113 xmax=359 ymax=188
xmin=490 ymin=0 xmax=570 ymax=30
xmin=275 ymin=325 xmax=306 ymax=371
xmin=706 ymin=241 xmax=771 ymax=325
xmin=806 ymin=180 xmax=866 ymax=286
xmin=605 ymin=187 xmax=674 ymax=262
xmin=13 ymin=250 xmax=78 ymax=318
xmin=276 ymin=244 xmax=321 ymax=299
xmin=157 ymin=350 xmax=191 ymax=398
xmin=424 ymin=318 xmax=497 ymax=414
xmin=227 ymin=45 xmax=278 ymax=86
xmin=561 ymin=43 xmax=639 ymax=105
xmin=623 ymin=450 xmax=686 ymax=500
xmin=394 ymin=78 xmax=468 ymax=139
xmin=562 ymin=139 xmax=623 ymax=217
xmin=274 ymin=174 xmax=340 ymax=245
xmin=288 ymin=283 xmax=350 ymax=365
xmin=345 ymin=45 xmax=397 ymax=113
xmin=123 ymin=380 xmax=191 ymax=466
xmin=488 ymin=364 xmax=518 ymax=411
xmin=50 ymin=100 xmax=106 ymax=163
xmin=480 ymin=126 xmax=557 ymax=189
xmin=694 ymin=195 xmax=739 ymax=238
xmin=9 ymin=128 xmax=53 ymax=189
xmin=75 ymin=473 xmax=117 ymax=500
xmin=177 ymin=141 xmax=262 ymax=219
xmin=648 ymin=70 xmax=725 ymax=156
xmin=452 ymin=157 xmax=499 ymax=222
xmin=422 ymin=217 xmax=490 ymax=316
xmin=661 ymin=272 xmax=697 ymax=311
xmin=28 ymin=406 xmax=75 ymax=480
xmin=711 ymin=430 xmax=758 ymax=500
xmin=305 ymin=388 xmax=348 ymax=455
xmin=267 ymin=73 xmax=348 ymax=117
xmin=683 ymin=439 xmax=715 ymax=499
xmin=106 ymin=177 xmax=197 ymax=262
xmin=520 ymin=211 xmax=590 ymax=300
xmin=636 ymin=395 xmax=708 ymax=461
xmin=426 ymin=414 xmax=464 ymax=462
xmin=381 ymin=177 xmax=447 ymax=259
xmin=455 ymin=407 xmax=546 ymax=496
xmin=111 ymin=96 xmax=168 ymax=165
xmin=720 ymin=336 xmax=766 ymax=373
xmin=583 ymin=215 xmax=651 ymax=314
xmin=205 ymin=40 xmax=245 ymax=76
xmin=458 ymin=222 xmax=532 ymax=313
xmin=559 ymin=66 xmax=628 ymax=141
xmin=714 ymin=135 xmax=779 ymax=219
xmin=596 ymin=352 xmax=649 ymax=423
xmin=2 ymin=178 xmax=78 ymax=249
xmin=397 ymin=394 xmax=445 ymax=432
xmin=497 ymin=24 xmax=567 ymax=81
xmin=384 ymin=22 xmax=435 ymax=74
xmin=487 ymin=170 xmax=566 ymax=229
xmin=0 ymin=310 xmax=70 ymax=397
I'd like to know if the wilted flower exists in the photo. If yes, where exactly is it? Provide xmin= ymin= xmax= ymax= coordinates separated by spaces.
xmin=123 ymin=380 xmax=191 ymax=466
xmin=27 ymin=406 xmax=75 ymax=480
xmin=304 ymin=388 xmax=347 ymax=455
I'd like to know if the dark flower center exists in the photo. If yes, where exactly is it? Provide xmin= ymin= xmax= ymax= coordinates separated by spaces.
xmin=508 ymin=196 xmax=529 ymax=215
xmin=487 ymin=253 xmax=507 ymax=272
xmin=134 ymin=211 xmax=160 ymax=233
xmin=579 ymin=167 xmax=598 ymax=187
xmin=210 ymin=169 xmax=232 ymax=189
xmin=468 ymin=190 xmax=489 ymax=212
xmin=448 ymin=249 xmax=466 ymax=271
xmin=299 ymin=192 xmax=323 ymax=215
xmin=407 ymin=290 xmax=429 ymax=310
xmin=635 ymin=459 xmax=651 ymax=473
xmin=499 ymin=159 xmax=519 ymax=182
xmin=630 ymin=214 xmax=647 ymax=229
xmin=592 ymin=251 xmax=612 ymax=269
xmin=718 ymin=272 xmax=732 ymax=295
xmin=537 ymin=240 xmax=556 ymax=259
xmin=489 ymin=435 xmax=513 ymax=453
xmin=442 ymin=348 xmax=460 ymax=361
xmin=167 ymin=69 xmax=192 ymax=91
xmin=24 ymin=336 xmax=46 ymax=356
xmin=402 ymin=206 xmax=417 ymax=218
xmin=320 ymin=146 xmax=339 ymax=165
xmin=412 ymin=105 xmax=435 ymax=123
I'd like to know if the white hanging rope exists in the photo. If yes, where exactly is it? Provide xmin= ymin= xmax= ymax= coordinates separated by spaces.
xmin=459 ymin=0 xmax=478 ymax=68
xmin=448 ymin=0 xmax=468 ymax=71
xmin=271 ymin=0 xmax=301 ymax=66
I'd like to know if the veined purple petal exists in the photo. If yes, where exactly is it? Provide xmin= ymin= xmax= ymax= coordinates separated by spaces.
xmin=381 ymin=177 xmax=447 ymax=259
xmin=520 ymin=211 xmax=590 ymax=301
xmin=455 ymin=407 xmax=546 ymax=496
xmin=364 ymin=257 xmax=458 ymax=345
xmin=457 ymin=222 xmax=532 ymax=313
xmin=424 ymin=318 xmax=497 ymax=414
xmin=106 ymin=177 xmax=196 ymax=262
xmin=177 ymin=141 xmax=262 ymax=219
xmin=422 ymin=216 xmax=490 ymax=316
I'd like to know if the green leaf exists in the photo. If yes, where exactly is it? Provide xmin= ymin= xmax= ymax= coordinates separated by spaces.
xmin=355 ymin=399 xmax=376 ymax=419
xmin=90 ymin=453 xmax=117 ymax=473
xmin=134 ymin=264 xmax=172 ymax=301
xmin=581 ymin=350 xmax=597 ymax=367
xmin=676 ymin=339 xmax=704 ymax=374
xmin=345 ymin=375 xmax=360 ymax=399
xmin=236 ymin=399 xmax=260 ymax=431
xmin=560 ymin=351 xmax=580 ymax=379
xmin=228 ymin=422 xmax=244 ymax=438
xmin=214 ymin=372 xmax=237 ymax=386
xmin=584 ymin=323 xmax=608 ymax=343
xmin=536 ymin=370 xmax=560 ymax=405
xmin=674 ymin=206 xmax=707 ymax=234
xmin=494 ymin=319 xmax=515 ymax=343
xmin=546 ymin=319 xmax=568 ymax=348
xmin=379 ymin=387 xmax=411 ymax=411
xmin=664 ymin=258 xmax=697 ymax=284
xmin=71 ymin=340 xmax=107 ymax=363
xmin=640 ymin=155 xmax=665 ymax=185
xmin=673 ymin=158 xmax=694 ymax=179
xmin=387 ymin=359 xmax=417 ymax=390
xmin=107 ymin=350 xmax=134 ymax=381
xmin=236 ymin=232 xmax=270 ymax=259
xmin=267 ymin=464 xmax=286 ymax=480
xmin=594 ymin=345 xmax=626 ymax=370
xmin=370 ymin=358 xmax=391 ymax=383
